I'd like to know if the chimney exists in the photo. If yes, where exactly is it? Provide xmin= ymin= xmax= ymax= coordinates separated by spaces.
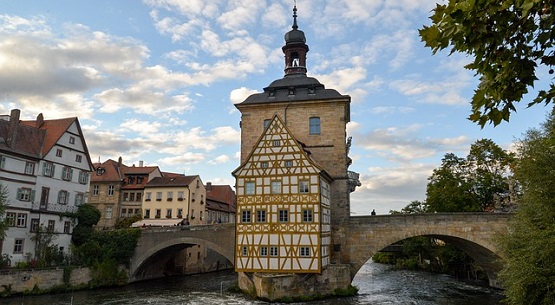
xmin=36 ymin=113 xmax=44 ymax=128
xmin=139 ymin=160 xmax=144 ymax=167
xmin=118 ymin=156 xmax=122 ymax=167
xmin=206 ymin=182 xmax=212 ymax=191
xmin=6 ymin=109 xmax=20 ymax=147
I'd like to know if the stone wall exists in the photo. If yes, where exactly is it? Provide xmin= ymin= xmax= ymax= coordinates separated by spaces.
xmin=0 ymin=267 xmax=91 ymax=294
xmin=238 ymin=264 xmax=352 ymax=302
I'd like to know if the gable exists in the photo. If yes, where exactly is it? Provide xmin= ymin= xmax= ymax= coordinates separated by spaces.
xmin=233 ymin=114 xmax=324 ymax=178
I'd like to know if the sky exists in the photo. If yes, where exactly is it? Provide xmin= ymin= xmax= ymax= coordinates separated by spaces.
xmin=0 ymin=0 xmax=551 ymax=215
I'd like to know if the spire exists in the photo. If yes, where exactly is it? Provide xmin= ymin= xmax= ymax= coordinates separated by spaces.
xmin=292 ymin=4 xmax=298 ymax=30
xmin=283 ymin=4 xmax=309 ymax=76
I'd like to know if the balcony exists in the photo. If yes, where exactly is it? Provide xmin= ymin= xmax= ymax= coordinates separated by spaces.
xmin=31 ymin=202 xmax=78 ymax=214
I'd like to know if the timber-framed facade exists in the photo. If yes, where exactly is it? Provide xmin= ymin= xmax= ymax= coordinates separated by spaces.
xmin=233 ymin=115 xmax=331 ymax=273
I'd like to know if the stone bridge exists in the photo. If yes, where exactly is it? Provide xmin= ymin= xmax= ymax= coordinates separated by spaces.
xmin=129 ymin=213 xmax=511 ymax=286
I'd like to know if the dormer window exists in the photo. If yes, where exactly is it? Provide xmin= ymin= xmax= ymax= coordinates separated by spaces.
xmin=269 ymin=90 xmax=276 ymax=97
xmin=308 ymin=86 xmax=315 ymax=94
xmin=288 ymin=86 xmax=295 ymax=96
xmin=96 ymin=167 xmax=105 ymax=175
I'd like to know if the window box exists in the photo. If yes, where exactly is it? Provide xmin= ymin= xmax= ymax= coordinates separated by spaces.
xmin=167 ymin=198 xmax=173 ymax=201
xmin=145 ymin=199 xmax=151 ymax=201
xmin=177 ymin=198 xmax=184 ymax=201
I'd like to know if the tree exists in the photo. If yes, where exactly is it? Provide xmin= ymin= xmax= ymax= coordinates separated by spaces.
xmin=0 ymin=184 xmax=8 ymax=239
xmin=426 ymin=139 xmax=513 ymax=212
xmin=420 ymin=0 xmax=555 ymax=127
xmin=71 ymin=204 xmax=100 ymax=246
xmin=498 ymin=109 xmax=555 ymax=305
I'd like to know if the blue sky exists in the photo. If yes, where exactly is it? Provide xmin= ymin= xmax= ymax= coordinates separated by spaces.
xmin=0 ymin=0 xmax=550 ymax=215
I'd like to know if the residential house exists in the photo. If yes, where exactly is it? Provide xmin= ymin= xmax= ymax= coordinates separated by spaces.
xmin=0 ymin=109 xmax=93 ymax=265
xmin=137 ymin=175 xmax=206 ymax=226
xmin=205 ymin=182 xmax=236 ymax=224
xmin=88 ymin=158 xmax=161 ymax=229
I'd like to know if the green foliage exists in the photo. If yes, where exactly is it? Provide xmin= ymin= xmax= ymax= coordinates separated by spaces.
xmin=0 ymin=184 xmax=9 ymax=239
xmin=115 ymin=213 xmax=142 ymax=229
xmin=426 ymin=139 xmax=513 ymax=212
xmin=498 ymin=109 xmax=555 ymax=305
xmin=0 ymin=254 xmax=11 ymax=269
xmin=90 ymin=259 xmax=128 ymax=287
xmin=31 ymin=226 xmax=65 ymax=267
xmin=73 ymin=228 xmax=141 ymax=267
xmin=71 ymin=204 xmax=101 ymax=246
xmin=390 ymin=200 xmax=429 ymax=214
xmin=76 ymin=204 xmax=101 ymax=227
xmin=420 ymin=0 xmax=555 ymax=127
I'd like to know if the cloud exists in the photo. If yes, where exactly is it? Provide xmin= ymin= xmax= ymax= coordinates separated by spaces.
xmin=230 ymin=87 xmax=259 ymax=104
xmin=208 ymin=155 xmax=230 ymax=165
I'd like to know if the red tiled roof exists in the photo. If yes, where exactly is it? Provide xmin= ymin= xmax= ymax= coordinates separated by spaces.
xmin=0 ymin=119 xmax=44 ymax=158
xmin=206 ymin=184 xmax=236 ymax=205
xmin=123 ymin=165 xmax=160 ymax=175
xmin=91 ymin=159 xmax=125 ymax=182
xmin=21 ymin=117 xmax=76 ymax=157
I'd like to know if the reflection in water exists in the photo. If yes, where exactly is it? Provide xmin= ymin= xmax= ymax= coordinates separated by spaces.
xmin=0 ymin=261 xmax=503 ymax=305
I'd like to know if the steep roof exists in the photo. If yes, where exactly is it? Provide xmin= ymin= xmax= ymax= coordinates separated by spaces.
xmin=0 ymin=119 xmax=44 ymax=158
xmin=21 ymin=117 xmax=76 ymax=157
xmin=206 ymin=184 xmax=236 ymax=205
xmin=91 ymin=159 xmax=125 ymax=182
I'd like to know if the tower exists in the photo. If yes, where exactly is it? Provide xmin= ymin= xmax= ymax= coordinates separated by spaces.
xmin=233 ymin=5 xmax=357 ymax=300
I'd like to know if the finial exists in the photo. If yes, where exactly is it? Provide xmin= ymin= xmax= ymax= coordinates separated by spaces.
xmin=292 ymin=3 xmax=298 ymax=30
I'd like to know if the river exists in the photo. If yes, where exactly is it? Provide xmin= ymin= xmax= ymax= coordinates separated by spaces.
xmin=0 ymin=261 xmax=504 ymax=305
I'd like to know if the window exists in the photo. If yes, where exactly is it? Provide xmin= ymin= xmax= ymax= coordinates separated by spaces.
xmin=156 ymin=192 xmax=162 ymax=201
xmin=78 ymin=171 xmax=89 ymax=184
xmin=260 ymin=246 xmax=268 ymax=256
xmin=5 ymin=212 xmax=15 ymax=226
xmin=47 ymin=220 xmax=55 ymax=232
xmin=303 ymin=210 xmax=313 ymax=222
xmin=167 ymin=191 xmax=173 ymax=201
xmin=92 ymin=185 xmax=99 ymax=196
xmin=155 ymin=209 xmax=161 ymax=218
xmin=279 ymin=210 xmax=288 ymax=222
xmin=256 ymin=210 xmax=266 ymax=222
xmin=75 ymin=155 xmax=82 ymax=163
xmin=106 ymin=206 xmax=112 ymax=219
xmin=166 ymin=209 xmax=172 ymax=218
xmin=273 ymin=140 xmax=280 ymax=147
xmin=136 ymin=193 xmax=142 ymax=202
xmin=108 ymin=185 xmax=115 ymax=196
xmin=75 ymin=193 xmax=84 ymax=205
xmin=129 ymin=193 xmax=136 ymax=202
xmin=242 ymin=246 xmax=248 ymax=256
xmin=263 ymin=119 xmax=271 ymax=128
xmin=271 ymin=181 xmax=281 ymax=194
xmin=30 ymin=218 xmax=39 ymax=232
xmin=285 ymin=160 xmax=293 ymax=167
xmin=17 ymin=188 xmax=33 ymax=202
xmin=25 ymin=162 xmax=35 ymax=175
xmin=144 ymin=209 xmax=150 ymax=219
xmin=16 ymin=213 xmax=27 ymax=227
xmin=177 ymin=208 xmax=183 ymax=218
xmin=127 ymin=176 xmax=135 ymax=184
xmin=43 ymin=162 xmax=55 ymax=177
xmin=58 ymin=190 xmax=69 ymax=204
xmin=64 ymin=221 xmax=71 ymax=234
xmin=40 ymin=187 xmax=49 ymax=209
xmin=241 ymin=210 xmax=251 ymax=223
xmin=137 ymin=176 xmax=144 ymax=184
xmin=56 ymin=149 xmax=63 ymax=157
xmin=13 ymin=239 xmax=24 ymax=254
xmin=69 ymin=136 xmax=75 ymax=144
xmin=245 ymin=182 xmax=255 ymax=195
xmin=145 ymin=192 xmax=152 ymax=201
xmin=121 ymin=208 xmax=127 ymax=218
xmin=299 ymin=180 xmax=310 ymax=194
xmin=300 ymin=247 xmax=310 ymax=257
xmin=62 ymin=166 xmax=73 ymax=181
xmin=123 ymin=193 xmax=129 ymax=201
xmin=261 ymin=161 xmax=268 ymax=168
xmin=0 ymin=155 xmax=5 ymax=169
xmin=270 ymin=246 xmax=279 ymax=256
xmin=309 ymin=117 xmax=321 ymax=135
xmin=177 ymin=191 xmax=184 ymax=201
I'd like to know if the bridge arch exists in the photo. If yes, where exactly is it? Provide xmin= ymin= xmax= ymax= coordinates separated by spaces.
xmin=344 ymin=213 xmax=510 ymax=287
xmin=129 ymin=225 xmax=235 ymax=282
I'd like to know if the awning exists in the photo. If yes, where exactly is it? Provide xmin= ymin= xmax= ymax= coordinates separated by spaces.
xmin=131 ymin=218 xmax=186 ymax=227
